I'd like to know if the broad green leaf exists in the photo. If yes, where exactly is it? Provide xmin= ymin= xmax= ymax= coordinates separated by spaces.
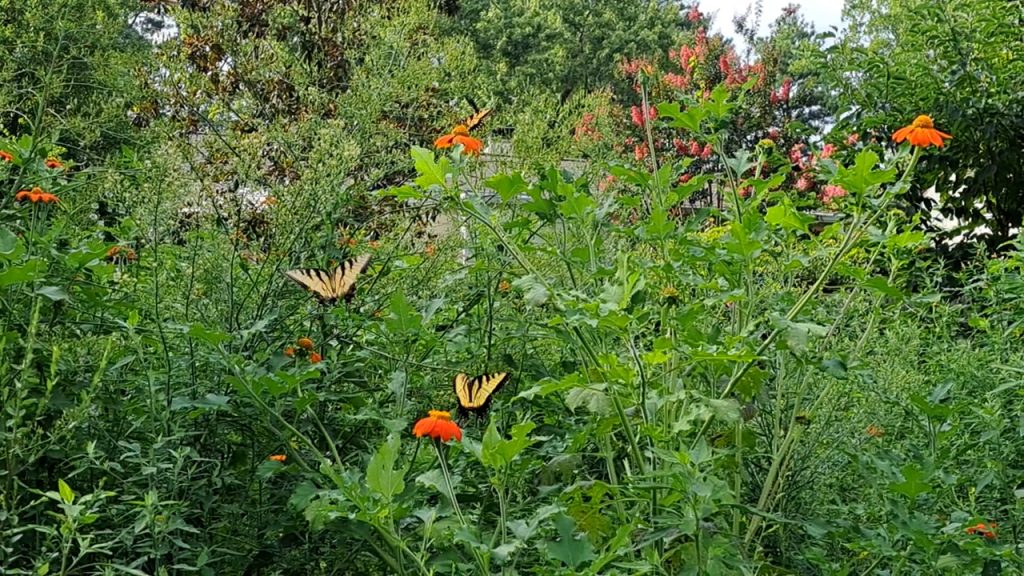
xmin=366 ymin=435 xmax=405 ymax=504
xmin=0 ymin=260 xmax=45 ymax=286
xmin=34 ymin=286 xmax=68 ymax=301
xmin=861 ymin=276 xmax=905 ymax=300
xmin=657 ymin=102 xmax=708 ymax=133
xmin=765 ymin=199 xmax=814 ymax=235
xmin=889 ymin=464 xmax=931 ymax=499
xmin=480 ymin=421 xmax=536 ymax=470
xmin=187 ymin=323 xmax=231 ymax=346
xmin=0 ymin=227 xmax=17 ymax=255
xmin=58 ymin=479 xmax=74 ymax=504
xmin=834 ymin=150 xmax=897 ymax=195
xmin=545 ymin=513 xmax=595 ymax=569
xmin=384 ymin=292 xmax=422 ymax=336
xmin=486 ymin=173 xmax=529 ymax=203
xmin=411 ymin=146 xmax=450 ymax=190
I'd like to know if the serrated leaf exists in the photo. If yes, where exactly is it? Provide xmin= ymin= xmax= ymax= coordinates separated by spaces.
xmin=545 ymin=513 xmax=595 ymax=569
xmin=411 ymin=146 xmax=450 ymax=190
xmin=366 ymin=435 xmax=404 ymax=504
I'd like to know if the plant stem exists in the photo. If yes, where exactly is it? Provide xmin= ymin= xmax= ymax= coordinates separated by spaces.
xmin=433 ymin=441 xmax=488 ymax=575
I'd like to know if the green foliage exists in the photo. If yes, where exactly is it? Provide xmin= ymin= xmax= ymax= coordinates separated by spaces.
xmin=824 ymin=0 xmax=1024 ymax=248
xmin=2 ymin=1 xmax=1024 ymax=575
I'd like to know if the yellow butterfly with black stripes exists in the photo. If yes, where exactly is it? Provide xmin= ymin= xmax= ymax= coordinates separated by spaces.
xmin=453 ymin=371 xmax=509 ymax=415
xmin=462 ymin=108 xmax=491 ymax=132
xmin=285 ymin=253 xmax=371 ymax=304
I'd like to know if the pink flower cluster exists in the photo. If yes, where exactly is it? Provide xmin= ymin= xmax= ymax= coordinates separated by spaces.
xmin=718 ymin=48 xmax=764 ymax=89
xmin=574 ymin=112 xmax=600 ymax=142
xmin=819 ymin=185 xmax=847 ymax=205
xmin=674 ymin=138 xmax=713 ymax=159
xmin=630 ymin=104 xmax=657 ymax=127
xmin=620 ymin=57 xmax=653 ymax=78
xmin=666 ymin=31 xmax=709 ymax=90
xmin=769 ymin=78 xmax=793 ymax=105
xmin=687 ymin=5 xmax=702 ymax=22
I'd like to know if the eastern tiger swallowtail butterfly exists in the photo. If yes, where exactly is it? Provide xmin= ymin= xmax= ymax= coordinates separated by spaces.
xmin=453 ymin=371 xmax=509 ymax=414
xmin=462 ymin=108 xmax=491 ymax=132
xmin=285 ymin=253 xmax=371 ymax=304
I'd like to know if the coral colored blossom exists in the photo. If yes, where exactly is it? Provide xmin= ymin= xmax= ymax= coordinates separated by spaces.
xmin=892 ymin=115 xmax=951 ymax=148
xmin=0 ymin=150 xmax=13 ymax=162
xmin=663 ymin=72 xmax=690 ymax=90
xmin=45 ymin=157 xmax=64 ymax=169
xmin=297 ymin=337 xmax=314 ymax=351
xmin=687 ymin=6 xmax=701 ymax=22
xmin=15 ymin=187 xmax=59 ymax=204
xmin=701 ymin=143 xmax=713 ymax=160
xmin=678 ymin=173 xmax=692 ymax=184
xmin=634 ymin=143 xmax=649 ymax=162
xmin=688 ymin=140 xmax=702 ymax=157
xmin=435 ymin=125 xmax=483 ymax=156
xmin=284 ymin=346 xmax=296 ymax=358
xmin=965 ymin=522 xmax=997 ymax=540
xmin=268 ymin=454 xmax=287 ymax=462
xmin=738 ymin=186 xmax=753 ymax=199
xmin=846 ymin=133 xmax=860 ymax=146
xmin=309 ymin=352 xmax=322 ymax=364
xmin=412 ymin=410 xmax=462 ymax=442
xmin=821 ymin=143 xmax=837 ymax=159
xmin=795 ymin=175 xmax=814 ymax=192
xmin=820 ymin=185 xmax=847 ymax=205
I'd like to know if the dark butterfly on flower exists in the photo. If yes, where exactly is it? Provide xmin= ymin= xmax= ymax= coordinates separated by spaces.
xmin=285 ymin=253 xmax=371 ymax=304
xmin=453 ymin=371 xmax=509 ymax=415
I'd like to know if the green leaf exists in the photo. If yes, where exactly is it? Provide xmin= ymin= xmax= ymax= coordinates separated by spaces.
xmin=57 ymin=479 xmax=74 ymax=504
xmin=861 ymin=276 xmax=905 ymax=300
xmin=766 ymin=199 xmax=814 ymax=235
xmin=0 ymin=260 xmax=45 ymax=286
xmin=480 ymin=421 xmax=536 ymax=470
xmin=834 ymin=150 xmax=897 ymax=195
xmin=384 ymin=292 xmax=422 ymax=336
xmin=187 ymin=323 xmax=232 ymax=346
xmin=657 ymin=102 xmax=708 ymax=133
xmin=486 ymin=173 xmax=529 ymax=203
xmin=889 ymin=464 xmax=931 ymax=499
xmin=545 ymin=513 xmax=595 ymax=569
xmin=366 ymin=435 xmax=405 ymax=504
xmin=411 ymin=146 xmax=450 ymax=190
xmin=34 ymin=286 xmax=68 ymax=301
xmin=0 ymin=227 xmax=17 ymax=255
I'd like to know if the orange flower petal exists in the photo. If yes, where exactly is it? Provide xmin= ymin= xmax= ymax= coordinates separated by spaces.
xmin=435 ymin=134 xmax=456 ymax=149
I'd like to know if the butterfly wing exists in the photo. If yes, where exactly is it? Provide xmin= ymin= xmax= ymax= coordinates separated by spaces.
xmin=334 ymin=253 xmax=371 ymax=302
xmin=454 ymin=371 xmax=509 ymax=413
xmin=285 ymin=269 xmax=336 ymax=302
xmin=463 ymin=108 xmax=491 ymax=132
xmin=285 ymin=254 xmax=370 ymax=304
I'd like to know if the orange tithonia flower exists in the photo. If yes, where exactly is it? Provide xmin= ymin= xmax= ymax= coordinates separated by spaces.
xmin=412 ymin=410 xmax=462 ymax=442
xmin=497 ymin=279 xmax=511 ymax=293
xmin=267 ymin=454 xmax=287 ymax=462
xmin=435 ymin=125 xmax=484 ymax=156
xmin=15 ymin=187 xmax=59 ymax=204
xmin=309 ymin=352 xmax=322 ymax=364
xmin=297 ymin=337 xmax=314 ymax=351
xmin=965 ymin=522 xmax=997 ymax=540
xmin=0 ymin=150 xmax=12 ymax=162
xmin=866 ymin=424 xmax=885 ymax=438
xmin=45 ymin=157 xmax=64 ymax=170
xmin=892 ymin=115 xmax=952 ymax=148
xmin=284 ymin=346 xmax=296 ymax=358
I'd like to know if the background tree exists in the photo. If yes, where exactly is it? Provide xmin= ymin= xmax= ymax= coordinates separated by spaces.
xmin=822 ymin=0 xmax=1024 ymax=250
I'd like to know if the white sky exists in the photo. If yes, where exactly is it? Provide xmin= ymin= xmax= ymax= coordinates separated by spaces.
xmin=707 ymin=0 xmax=845 ymax=47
